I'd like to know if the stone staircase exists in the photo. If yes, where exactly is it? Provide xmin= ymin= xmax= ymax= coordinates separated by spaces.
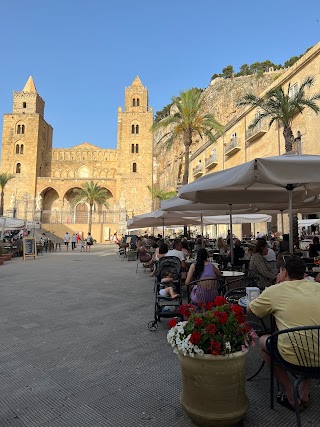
xmin=32 ymin=228 xmax=64 ymax=244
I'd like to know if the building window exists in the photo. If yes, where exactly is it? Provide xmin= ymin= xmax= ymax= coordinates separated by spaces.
xmin=131 ymin=124 xmax=135 ymax=134
xmin=289 ymin=82 xmax=299 ymax=98
xmin=21 ymin=125 xmax=25 ymax=134
xmin=136 ymin=98 xmax=140 ymax=106
xmin=132 ymin=162 xmax=137 ymax=173
xmin=132 ymin=98 xmax=136 ymax=106
xmin=17 ymin=125 xmax=21 ymax=134
xmin=16 ymin=163 xmax=21 ymax=173
xmin=135 ymin=124 xmax=139 ymax=134
xmin=23 ymin=102 xmax=27 ymax=108
xmin=16 ymin=145 xmax=19 ymax=154
xmin=20 ymin=144 xmax=24 ymax=154
xmin=135 ymin=144 xmax=139 ymax=153
xmin=131 ymin=144 xmax=135 ymax=153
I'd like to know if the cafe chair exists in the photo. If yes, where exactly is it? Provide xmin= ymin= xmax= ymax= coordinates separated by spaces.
xmin=267 ymin=326 xmax=320 ymax=427
xmin=219 ymin=275 xmax=260 ymax=296
xmin=186 ymin=277 xmax=222 ymax=305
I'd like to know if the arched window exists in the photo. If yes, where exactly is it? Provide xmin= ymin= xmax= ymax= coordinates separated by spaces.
xmin=131 ymin=144 xmax=135 ymax=153
xmin=16 ymin=163 xmax=21 ymax=173
xmin=132 ymin=162 xmax=137 ymax=173
xmin=21 ymin=125 xmax=25 ymax=134
xmin=135 ymin=125 xmax=139 ymax=134
xmin=131 ymin=124 xmax=135 ymax=134
xmin=17 ymin=125 xmax=21 ymax=134
xmin=20 ymin=144 xmax=24 ymax=154
xmin=16 ymin=145 xmax=19 ymax=154
xmin=132 ymin=98 xmax=136 ymax=106
xmin=135 ymin=144 xmax=139 ymax=153
xmin=23 ymin=102 xmax=27 ymax=108
xmin=136 ymin=98 xmax=140 ymax=106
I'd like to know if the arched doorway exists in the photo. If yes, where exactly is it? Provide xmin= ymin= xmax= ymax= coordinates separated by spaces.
xmin=75 ymin=203 xmax=88 ymax=223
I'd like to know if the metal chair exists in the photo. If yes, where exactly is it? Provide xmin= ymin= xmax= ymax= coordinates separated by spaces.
xmin=219 ymin=275 xmax=260 ymax=296
xmin=267 ymin=326 xmax=320 ymax=427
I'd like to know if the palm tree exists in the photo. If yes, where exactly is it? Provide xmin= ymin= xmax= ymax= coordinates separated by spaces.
xmin=72 ymin=181 xmax=112 ymax=233
xmin=0 ymin=173 xmax=14 ymax=216
xmin=147 ymin=185 xmax=176 ymax=210
xmin=152 ymin=88 xmax=224 ymax=185
xmin=237 ymin=76 xmax=320 ymax=152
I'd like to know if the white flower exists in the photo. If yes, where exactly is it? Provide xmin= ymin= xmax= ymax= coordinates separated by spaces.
xmin=225 ymin=342 xmax=231 ymax=351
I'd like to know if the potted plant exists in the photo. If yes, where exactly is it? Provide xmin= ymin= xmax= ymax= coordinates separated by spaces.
xmin=167 ymin=296 xmax=258 ymax=427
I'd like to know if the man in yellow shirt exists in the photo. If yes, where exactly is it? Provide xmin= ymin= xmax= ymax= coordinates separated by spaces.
xmin=248 ymin=256 xmax=320 ymax=411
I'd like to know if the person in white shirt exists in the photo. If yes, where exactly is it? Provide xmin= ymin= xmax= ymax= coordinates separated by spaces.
xmin=166 ymin=240 xmax=186 ymax=269
xmin=64 ymin=232 xmax=70 ymax=251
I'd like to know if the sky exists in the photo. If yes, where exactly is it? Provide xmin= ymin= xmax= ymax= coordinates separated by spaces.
xmin=0 ymin=0 xmax=319 ymax=150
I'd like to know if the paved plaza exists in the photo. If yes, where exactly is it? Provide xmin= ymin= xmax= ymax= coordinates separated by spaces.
xmin=0 ymin=244 xmax=319 ymax=427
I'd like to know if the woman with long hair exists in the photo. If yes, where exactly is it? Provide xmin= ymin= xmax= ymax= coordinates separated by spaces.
xmin=185 ymin=248 xmax=222 ymax=285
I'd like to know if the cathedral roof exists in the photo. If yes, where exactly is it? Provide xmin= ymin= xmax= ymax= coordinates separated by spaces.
xmin=58 ymin=142 xmax=107 ymax=150
xmin=131 ymin=76 xmax=143 ymax=87
xmin=23 ymin=76 xmax=38 ymax=93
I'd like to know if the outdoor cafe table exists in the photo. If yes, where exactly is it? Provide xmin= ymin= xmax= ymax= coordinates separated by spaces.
xmin=221 ymin=271 xmax=244 ymax=277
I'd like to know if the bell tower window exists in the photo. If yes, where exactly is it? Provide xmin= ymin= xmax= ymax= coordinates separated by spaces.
xmin=20 ymin=144 xmax=24 ymax=154
xmin=21 ymin=125 xmax=25 ymax=134
xmin=132 ymin=98 xmax=136 ymax=106
xmin=136 ymin=98 xmax=140 ymax=106
xmin=131 ymin=144 xmax=135 ymax=153
xmin=131 ymin=124 xmax=135 ymax=134
xmin=16 ymin=145 xmax=19 ymax=154
xmin=16 ymin=163 xmax=21 ymax=173
xmin=132 ymin=162 xmax=137 ymax=173
xmin=23 ymin=102 xmax=27 ymax=108
xmin=135 ymin=125 xmax=139 ymax=134
xmin=17 ymin=125 xmax=21 ymax=134
xmin=135 ymin=144 xmax=139 ymax=153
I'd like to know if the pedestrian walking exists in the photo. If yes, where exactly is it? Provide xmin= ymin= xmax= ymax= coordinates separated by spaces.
xmin=86 ymin=232 xmax=94 ymax=252
xmin=64 ymin=232 xmax=70 ymax=251
xmin=71 ymin=233 xmax=76 ymax=251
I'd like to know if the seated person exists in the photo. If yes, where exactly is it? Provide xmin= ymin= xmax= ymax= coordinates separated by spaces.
xmin=264 ymin=247 xmax=278 ymax=275
xmin=193 ymin=237 xmax=203 ymax=254
xmin=166 ymin=239 xmax=186 ymax=270
xmin=309 ymin=236 xmax=320 ymax=258
xmin=226 ymin=239 xmax=244 ymax=267
xmin=158 ymin=270 xmax=180 ymax=299
xmin=248 ymin=256 xmax=320 ymax=411
xmin=279 ymin=234 xmax=290 ymax=253
xmin=185 ymin=248 xmax=222 ymax=304
xmin=249 ymin=240 xmax=277 ymax=288
xmin=181 ymin=240 xmax=191 ymax=259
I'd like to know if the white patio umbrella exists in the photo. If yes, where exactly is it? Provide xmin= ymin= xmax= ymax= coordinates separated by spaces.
xmin=298 ymin=219 xmax=320 ymax=228
xmin=179 ymin=154 xmax=320 ymax=252
xmin=200 ymin=214 xmax=272 ymax=225
xmin=127 ymin=209 xmax=202 ymax=235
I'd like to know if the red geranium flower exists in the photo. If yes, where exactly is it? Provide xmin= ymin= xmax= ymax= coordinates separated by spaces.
xmin=231 ymin=304 xmax=243 ymax=314
xmin=213 ymin=296 xmax=227 ymax=306
xmin=242 ymin=322 xmax=251 ymax=333
xmin=190 ymin=332 xmax=202 ymax=345
xmin=178 ymin=304 xmax=195 ymax=317
xmin=210 ymin=340 xmax=221 ymax=355
xmin=206 ymin=323 xmax=217 ymax=334
xmin=168 ymin=318 xmax=177 ymax=328
xmin=214 ymin=311 xmax=228 ymax=324
xmin=194 ymin=317 xmax=204 ymax=327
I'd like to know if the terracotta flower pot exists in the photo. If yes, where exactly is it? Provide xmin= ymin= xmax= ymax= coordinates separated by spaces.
xmin=2 ymin=253 xmax=13 ymax=261
xmin=178 ymin=350 xmax=249 ymax=427
xmin=0 ymin=257 xmax=5 ymax=265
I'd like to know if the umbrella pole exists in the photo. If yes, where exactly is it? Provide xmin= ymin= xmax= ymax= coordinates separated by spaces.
xmin=162 ymin=219 xmax=164 ymax=239
xmin=287 ymin=186 xmax=294 ymax=253
xmin=201 ymin=214 xmax=204 ymax=248
xmin=229 ymin=204 xmax=234 ymax=266
xmin=280 ymin=210 xmax=284 ymax=235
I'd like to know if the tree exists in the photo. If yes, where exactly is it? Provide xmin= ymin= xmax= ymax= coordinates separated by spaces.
xmin=147 ymin=185 xmax=176 ymax=210
xmin=151 ymin=88 xmax=224 ymax=185
xmin=0 ymin=173 xmax=14 ymax=216
xmin=222 ymin=65 xmax=234 ymax=79
xmin=237 ymin=75 xmax=320 ymax=152
xmin=71 ymin=181 xmax=112 ymax=233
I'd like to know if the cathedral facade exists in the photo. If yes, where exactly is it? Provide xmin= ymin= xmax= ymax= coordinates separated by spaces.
xmin=0 ymin=76 xmax=153 ymax=241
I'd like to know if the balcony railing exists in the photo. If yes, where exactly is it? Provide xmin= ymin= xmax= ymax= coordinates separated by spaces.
xmin=225 ymin=137 xmax=241 ymax=156
xmin=193 ymin=164 xmax=204 ymax=178
xmin=205 ymin=153 xmax=218 ymax=169
xmin=245 ymin=120 xmax=268 ymax=142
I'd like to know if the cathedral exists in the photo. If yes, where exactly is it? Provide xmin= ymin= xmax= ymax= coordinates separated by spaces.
xmin=0 ymin=76 xmax=153 ymax=241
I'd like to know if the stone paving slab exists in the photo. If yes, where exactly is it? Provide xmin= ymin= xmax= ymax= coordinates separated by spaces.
xmin=0 ymin=244 xmax=319 ymax=426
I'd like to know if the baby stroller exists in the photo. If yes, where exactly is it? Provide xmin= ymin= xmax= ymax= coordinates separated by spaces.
xmin=148 ymin=256 xmax=183 ymax=331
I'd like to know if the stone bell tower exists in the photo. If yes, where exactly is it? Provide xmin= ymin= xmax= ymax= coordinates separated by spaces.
xmin=1 ymin=76 xmax=53 ymax=214
xmin=116 ymin=76 xmax=153 ymax=219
